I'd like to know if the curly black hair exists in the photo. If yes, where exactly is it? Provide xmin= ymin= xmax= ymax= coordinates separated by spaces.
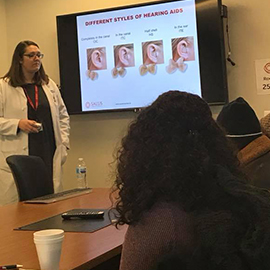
xmin=113 ymin=91 xmax=270 ymax=269
xmin=113 ymin=91 xmax=242 ymax=223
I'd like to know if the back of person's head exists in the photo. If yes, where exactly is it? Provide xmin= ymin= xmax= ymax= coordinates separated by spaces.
xmin=217 ymin=97 xmax=262 ymax=150
xmin=114 ymin=90 xmax=240 ymax=223
xmin=113 ymin=91 xmax=270 ymax=270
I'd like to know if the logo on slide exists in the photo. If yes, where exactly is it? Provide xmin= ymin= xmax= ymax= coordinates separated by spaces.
xmin=264 ymin=62 xmax=270 ymax=74
xmin=85 ymin=101 xmax=103 ymax=108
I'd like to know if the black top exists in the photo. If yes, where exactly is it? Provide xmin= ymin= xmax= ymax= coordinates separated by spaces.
xmin=23 ymin=84 xmax=56 ymax=182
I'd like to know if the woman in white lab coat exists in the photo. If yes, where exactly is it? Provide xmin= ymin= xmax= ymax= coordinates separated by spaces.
xmin=0 ymin=40 xmax=70 ymax=205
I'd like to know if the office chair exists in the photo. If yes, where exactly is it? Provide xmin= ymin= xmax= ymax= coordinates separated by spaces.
xmin=6 ymin=155 xmax=54 ymax=201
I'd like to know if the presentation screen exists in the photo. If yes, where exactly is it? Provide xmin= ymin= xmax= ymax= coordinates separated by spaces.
xmin=57 ymin=0 xmax=228 ymax=114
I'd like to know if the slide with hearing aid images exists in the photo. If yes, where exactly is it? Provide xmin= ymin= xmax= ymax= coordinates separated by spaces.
xmin=76 ymin=0 xmax=201 ymax=112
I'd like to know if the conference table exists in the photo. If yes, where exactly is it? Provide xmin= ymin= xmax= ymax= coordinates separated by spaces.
xmin=0 ymin=188 xmax=127 ymax=270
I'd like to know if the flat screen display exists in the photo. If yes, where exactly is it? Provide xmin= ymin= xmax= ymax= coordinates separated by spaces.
xmin=57 ymin=0 xmax=228 ymax=114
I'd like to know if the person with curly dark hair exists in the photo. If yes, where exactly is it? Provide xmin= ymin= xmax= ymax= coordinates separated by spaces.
xmin=112 ymin=91 xmax=270 ymax=270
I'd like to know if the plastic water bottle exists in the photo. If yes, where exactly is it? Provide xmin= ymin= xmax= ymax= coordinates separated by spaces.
xmin=76 ymin=158 xmax=87 ymax=189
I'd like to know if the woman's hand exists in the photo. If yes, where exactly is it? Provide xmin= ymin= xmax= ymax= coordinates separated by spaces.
xmin=18 ymin=119 xmax=39 ymax=133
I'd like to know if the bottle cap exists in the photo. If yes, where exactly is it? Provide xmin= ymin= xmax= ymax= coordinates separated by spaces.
xmin=79 ymin=158 xmax=83 ymax=161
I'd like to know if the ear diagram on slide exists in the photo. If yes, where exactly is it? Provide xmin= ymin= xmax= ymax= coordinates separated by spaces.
xmin=148 ymin=44 xmax=159 ymax=63
xmin=177 ymin=39 xmax=195 ymax=61
xmin=91 ymin=50 xmax=104 ymax=69
xmin=145 ymin=42 xmax=164 ymax=65
xmin=112 ymin=44 xmax=135 ymax=78
xmin=86 ymin=47 xmax=107 ymax=80
xmin=140 ymin=40 xmax=164 ymax=76
xmin=118 ymin=46 xmax=135 ymax=67
xmin=166 ymin=37 xmax=195 ymax=74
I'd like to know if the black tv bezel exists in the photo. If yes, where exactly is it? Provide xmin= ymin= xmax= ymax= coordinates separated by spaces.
xmin=57 ymin=0 xmax=228 ymax=115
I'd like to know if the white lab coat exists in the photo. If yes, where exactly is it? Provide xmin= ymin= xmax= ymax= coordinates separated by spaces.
xmin=0 ymin=78 xmax=70 ymax=205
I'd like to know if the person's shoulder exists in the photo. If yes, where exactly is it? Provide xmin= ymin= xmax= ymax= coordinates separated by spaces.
xmin=126 ymin=201 xmax=195 ymax=250
xmin=0 ymin=77 xmax=11 ymax=89
xmin=0 ymin=77 xmax=9 ymax=84
xmin=43 ymin=78 xmax=59 ymax=90
xmin=47 ymin=77 xmax=56 ymax=86
xmin=135 ymin=201 xmax=193 ymax=232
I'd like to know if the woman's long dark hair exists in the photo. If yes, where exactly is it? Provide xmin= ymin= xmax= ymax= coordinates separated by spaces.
xmin=2 ymin=40 xmax=49 ymax=86
xmin=113 ymin=91 xmax=270 ymax=269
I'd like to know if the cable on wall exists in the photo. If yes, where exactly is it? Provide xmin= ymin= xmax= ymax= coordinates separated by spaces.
xmin=221 ymin=5 xmax=236 ymax=66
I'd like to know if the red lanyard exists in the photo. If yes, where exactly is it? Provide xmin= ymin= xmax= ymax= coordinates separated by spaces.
xmin=23 ymin=85 xmax=39 ymax=111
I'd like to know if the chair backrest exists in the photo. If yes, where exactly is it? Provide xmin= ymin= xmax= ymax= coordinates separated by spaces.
xmin=6 ymin=155 xmax=54 ymax=201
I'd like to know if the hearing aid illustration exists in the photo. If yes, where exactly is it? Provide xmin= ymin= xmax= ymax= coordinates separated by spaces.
xmin=139 ymin=40 xmax=164 ymax=76
xmin=166 ymin=37 xmax=195 ymax=74
xmin=86 ymin=47 xmax=107 ymax=80
xmin=112 ymin=44 xmax=135 ymax=78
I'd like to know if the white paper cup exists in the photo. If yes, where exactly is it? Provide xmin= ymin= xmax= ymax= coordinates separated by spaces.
xmin=33 ymin=229 xmax=64 ymax=270
xmin=34 ymin=229 xmax=64 ymax=240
